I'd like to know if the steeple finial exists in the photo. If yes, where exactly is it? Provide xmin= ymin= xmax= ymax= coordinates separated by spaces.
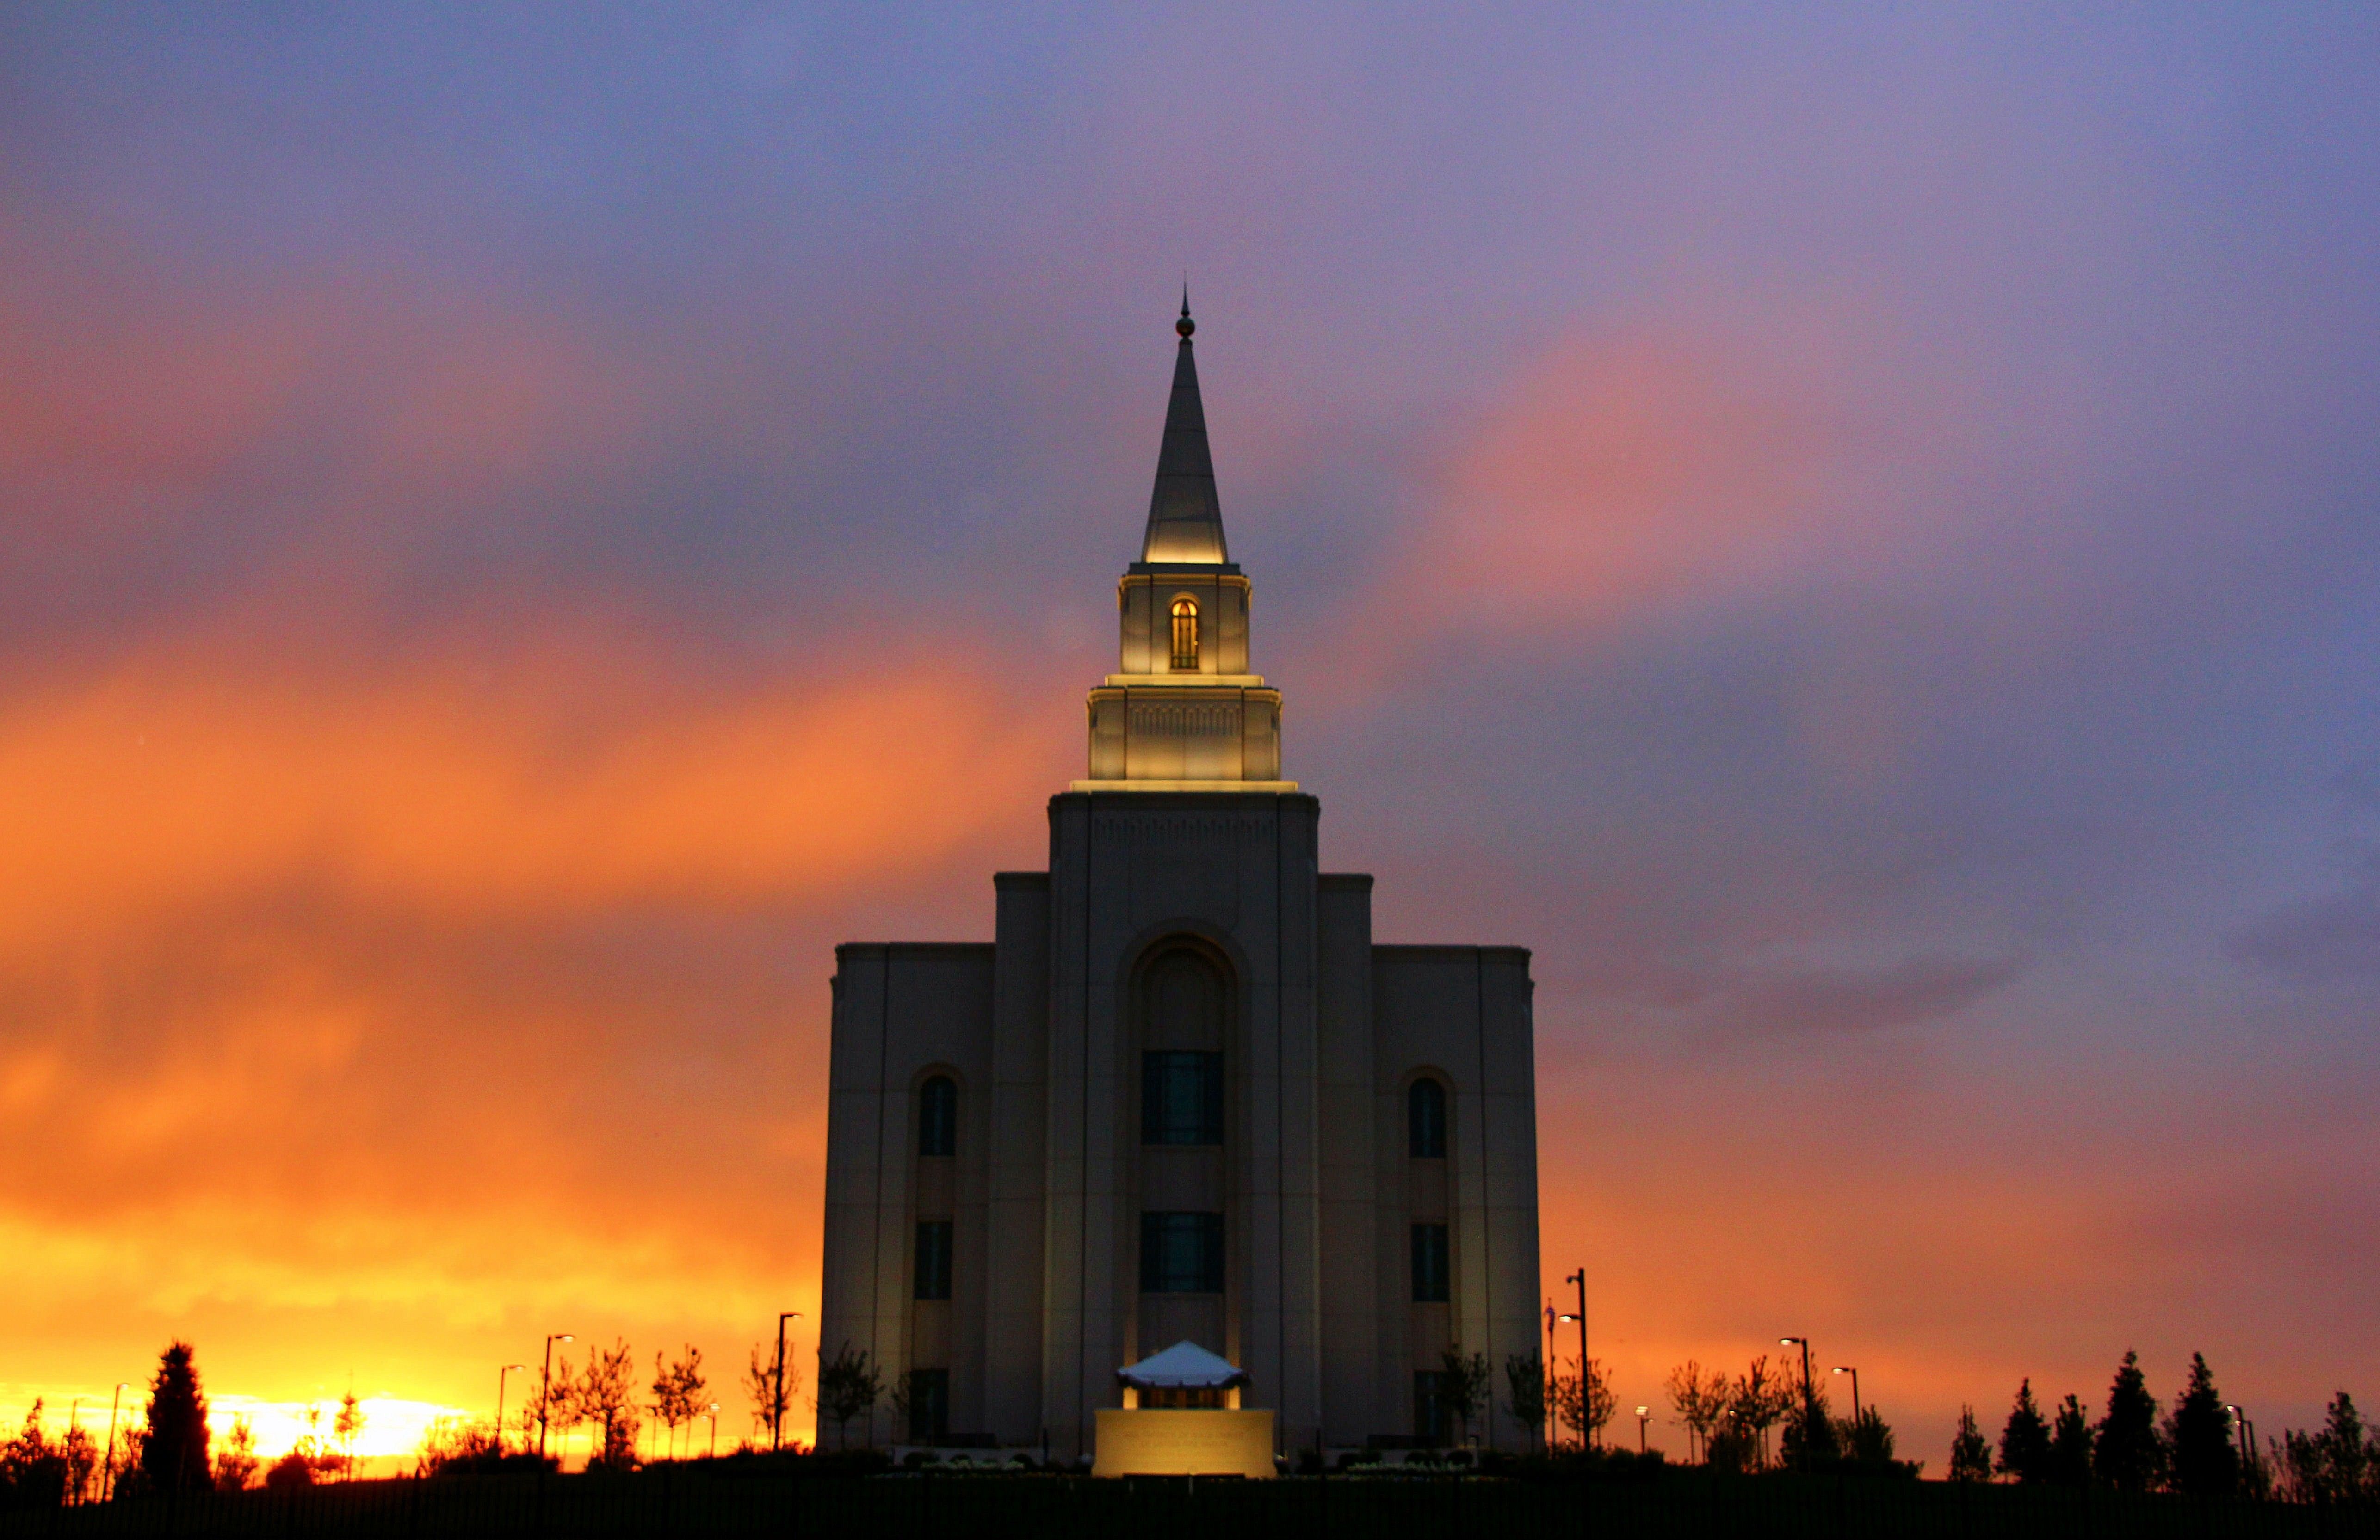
xmin=1140 ymin=296 xmax=1227 ymax=564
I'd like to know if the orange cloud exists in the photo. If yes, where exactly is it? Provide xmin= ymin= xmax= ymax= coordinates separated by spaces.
xmin=0 ymin=622 xmax=1070 ymax=1447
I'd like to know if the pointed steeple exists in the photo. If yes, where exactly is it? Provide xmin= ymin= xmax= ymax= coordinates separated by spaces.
xmin=1140 ymin=294 xmax=1229 ymax=565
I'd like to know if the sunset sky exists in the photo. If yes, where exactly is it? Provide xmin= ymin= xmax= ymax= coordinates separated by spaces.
xmin=5 ymin=6 xmax=2379 ymax=1464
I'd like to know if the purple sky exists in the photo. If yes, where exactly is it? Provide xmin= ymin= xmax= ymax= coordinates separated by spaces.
xmin=2 ymin=6 xmax=2376 ymax=1458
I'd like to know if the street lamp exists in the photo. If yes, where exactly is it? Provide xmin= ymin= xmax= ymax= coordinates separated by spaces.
xmin=101 ymin=1384 xmax=128 ymax=1502
xmin=537 ymin=1334 xmax=574 ymax=1462
xmin=495 ymin=1364 xmax=530 ymax=1456
xmin=1780 ymin=1338 xmax=1814 ymax=1433
xmin=1832 ymin=1366 xmax=1861 ymax=1425
xmin=1635 ymin=1406 xmax=1650 ymax=1456
xmin=706 ymin=1402 xmax=721 ymax=1460
xmin=774 ymin=1312 xmax=803 ymax=1450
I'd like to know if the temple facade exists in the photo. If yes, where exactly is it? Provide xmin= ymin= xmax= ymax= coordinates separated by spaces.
xmin=817 ymin=305 xmax=1541 ymax=1460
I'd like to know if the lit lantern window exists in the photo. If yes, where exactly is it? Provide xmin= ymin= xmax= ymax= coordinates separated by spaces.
xmin=1170 ymin=598 xmax=1199 ymax=670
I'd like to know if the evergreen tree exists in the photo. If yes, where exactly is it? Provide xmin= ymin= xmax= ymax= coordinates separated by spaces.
xmin=1997 ymin=1379 xmax=2053 ymax=1483
xmin=2048 ymin=1394 xmax=2094 ymax=1488
xmin=2094 ymin=1350 xmax=2164 ymax=1493
xmin=138 ymin=1342 xmax=211 ymax=1497
xmin=1949 ymin=1405 xmax=1992 ymax=1483
xmin=2164 ymin=1353 xmax=2238 ymax=1497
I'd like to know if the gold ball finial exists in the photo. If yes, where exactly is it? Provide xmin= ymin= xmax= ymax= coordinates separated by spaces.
xmin=1177 ymin=285 xmax=1193 ymax=338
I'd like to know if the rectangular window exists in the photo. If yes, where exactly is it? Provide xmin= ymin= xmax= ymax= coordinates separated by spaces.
xmin=905 ymin=1368 xmax=949 ymax=1443
xmin=913 ymin=1220 xmax=952 ymax=1300
xmin=1415 ymin=1371 xmax=1452 ymax=1443
xmin=1411 ymin=1223 xmax=1450 ymax=1303
xmin=1139 ymin=1211 xmax=1225 ymax=1294
xmin=1141 ymin=1051 xmax=1224 ymax=1145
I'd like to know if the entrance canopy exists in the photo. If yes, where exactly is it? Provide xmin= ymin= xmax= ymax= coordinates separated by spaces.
xmin=1117 ymin=1341 xmax=1247 ymax=1391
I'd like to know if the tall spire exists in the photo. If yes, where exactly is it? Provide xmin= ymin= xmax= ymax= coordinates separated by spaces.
xmin=1140 ymin=296 xmax=1229 ymax=565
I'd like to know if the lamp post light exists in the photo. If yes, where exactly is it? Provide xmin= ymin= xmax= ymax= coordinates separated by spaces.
xmin=1832 ymin=1367 xmax=1861 ymax=1426
xmin=537 ymin=1334 xmax=574 ymax=1463
xmin=774 ymin=1312 xmax=803 ymax=1451
xmin=706 ymin=1403 xmax=720 ymax=1460
xmin=101 ymin=1384 xmax=128 ymax=1503
xmin=2227 ymin=1404 xmax=2256 ymax=1472
xmin=1635 ymin=1406 xmax=1650 ymax=1456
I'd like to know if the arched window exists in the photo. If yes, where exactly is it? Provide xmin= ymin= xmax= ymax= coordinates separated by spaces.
xmin=1408 ymin=1078 xmax=1447 ymax=1159
xmin=919 ymin=1076 xmax=957 ymax=1157
xmin=1170 ymin=598 xmax=1199 ymax=670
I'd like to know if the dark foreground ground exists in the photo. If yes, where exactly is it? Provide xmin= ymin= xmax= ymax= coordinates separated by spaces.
xmin=10 ymin=1466 xmax=2378 ymax=1540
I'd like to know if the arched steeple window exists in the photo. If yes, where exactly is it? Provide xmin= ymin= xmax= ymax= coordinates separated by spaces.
xmin=919 ymin=1075 xmax=957 ymax=1158
xmin=1170 ymin=598 xmax=1199 ymax=670
xmin=1408 ymin=1078 xmax=1447 ymax=1158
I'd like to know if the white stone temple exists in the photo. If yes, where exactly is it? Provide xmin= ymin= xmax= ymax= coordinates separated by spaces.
xmin=817 ymin=302 xmax=1542 ymax=1462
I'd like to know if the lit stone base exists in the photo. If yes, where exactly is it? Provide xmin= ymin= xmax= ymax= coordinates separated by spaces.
xmin=1069 ymin=780 xmax=1300 ymax=793
xmin=1092 ymin=1409 xmax=1277 ymax=1478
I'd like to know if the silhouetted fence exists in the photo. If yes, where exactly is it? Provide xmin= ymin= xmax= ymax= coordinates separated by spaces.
xmin=11 ymin=1468 xmax=2380 ymax=1540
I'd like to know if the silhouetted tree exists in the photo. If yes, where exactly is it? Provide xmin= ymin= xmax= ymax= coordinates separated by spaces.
xmin=334 ymin=1391 xmax=364 ymax=1480
xmin=1997 ymin=1379 xmax=2053 ymax=1484
xmin=1663 ymin=1361 xmax=1726 ymax=1464
xmin=213 ymin=1417 xmax=260 ymax=1492
xmin=62 ymin=1421 xmax=97 ymax=1504
xmin=1844 ymin=1406 xmax=1898 ymax=1467
xmin=2095 ymin=1350 xmax=2164 ymax=1493
xmin=817 ymin=1343 xmax=883 ymax=1449
xmin=2280 ymin=1393 xmax=2373 ymax=1505
xmin=1727 ymin=1357 xmax=1792 ymax=1471
xmin=1552 ymin=1356 xmax=1615 ymax=1448
xmin=2164 ymin=1353 xmax=2238 ymax=1497
xmin=1502 ymin=1353 xmax=1546 ymax=1452
xmin=652 ymin=1347 xmax=705 ymax=1460
xmin=541 ymin=1355 xmax=581 ymax=1461
xmin=742 ymin=1343 xmax=794 ymax=1448
xmin=0 ymin=1400 xmax=68 ymax=1510
xmin=1439 ymin=1349 xmax=1490 ymax=1445
xmin=1780 ymin=1371 xmax=1840 ymax=1472
xmin=1949 ymin=1406 xmax=1991 ymax=1483
xmin=2048 ymin=1394 xmax=2093 ymax=1487
xmin=262 ymin=1452 xmax=314 ymax=1492
xmin=138 ymin=1342 xmax=210 ymax=1497
xmin=577 ymin=1339 xmax=640 ymax=1470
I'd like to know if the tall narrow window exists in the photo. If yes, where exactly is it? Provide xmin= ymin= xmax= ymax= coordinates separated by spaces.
xmin=1140 ymin=1211 xmax=1225 ymax=1294
xmin=1143 ymin=1051 xmax=1224 ymax=1145
xmin=1409 ymin=1078 xmax=1447 ymax=1158
xmin=919 ymin=1076 xmax=957 ymax=1157
xmin=1414 ymin=1371 xmax=1452 ymax=1443
xmin=1411 ymin=1222 xmax=1451 ymax=1302
xmin=905 ymin=1368 xmax=949 ymax=1442
xmin=914 ymin=1220 xmax=953 ymax=1300
xmin=1170 ymin=598 xmax=1199 ymax=670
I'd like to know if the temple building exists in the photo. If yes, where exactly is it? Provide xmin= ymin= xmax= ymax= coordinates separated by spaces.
xmin=817 ymin=304 xmax=1542 ymax=1460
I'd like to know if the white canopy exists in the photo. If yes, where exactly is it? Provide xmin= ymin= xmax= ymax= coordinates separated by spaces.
xmin=1116 ymin=1340 xmax=1247 ymax=1390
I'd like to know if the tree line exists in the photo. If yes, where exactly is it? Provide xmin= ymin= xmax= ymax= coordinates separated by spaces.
xmin=1949 ymin=1350 xmax=2380 ymax=1505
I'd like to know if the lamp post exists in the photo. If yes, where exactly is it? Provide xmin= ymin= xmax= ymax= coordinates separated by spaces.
xmin=66 ymin=1401 xmax=81 ymax=1504
xmin=1563 ymin=1265 xmax=1588 ymax=1448
xmin=1780 ymin=1338 xmax=1813 ymax=1430
xmin=1832 ymin=1366 xmax=1861 ymax=1425
xmin=1543 ymin=1300 xmax=1558 ymax=1450
xmin=537 ymin=1334 xmax=574 ymax=1463
xmin=774 ymin=1312 xmax=803 ymax=1450
xmin=495 ymin=1364 xmax=529 ymax=1455
xmin=1635 ymin=1406 xmax=1650 ymax=1455
xmin=101 ymin=1383 xmax=127 ymax=1503
xmin=706 ymin=1403 xmax=720 ymax=1460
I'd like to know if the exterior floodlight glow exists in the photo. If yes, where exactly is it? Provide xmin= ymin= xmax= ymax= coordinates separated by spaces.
xmin=1635 ymin=1406 xmax=1648 ymax=1417
xmin=1558 ymin=1313 xmax=1582 ymax=1322
xmin=559 ymin=1334 xmax=574 ymax=1343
